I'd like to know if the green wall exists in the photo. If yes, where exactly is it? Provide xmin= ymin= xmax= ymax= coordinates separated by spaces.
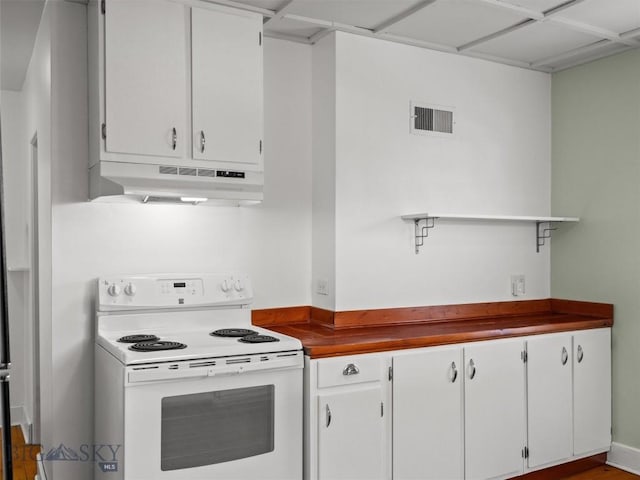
xmin=551 ymin=49 xmax=640 ymax=448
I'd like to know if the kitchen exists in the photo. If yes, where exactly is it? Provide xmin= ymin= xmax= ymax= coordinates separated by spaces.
xmin=0 ymin=0 xmax=638 ymax=479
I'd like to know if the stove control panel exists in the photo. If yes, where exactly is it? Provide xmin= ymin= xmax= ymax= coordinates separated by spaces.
xmin=98 ymin=274 xmax=253 ymax=310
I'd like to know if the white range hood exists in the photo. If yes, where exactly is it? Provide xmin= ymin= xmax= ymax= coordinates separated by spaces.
xmin=89 ymin=160 xmax=264 ymax=204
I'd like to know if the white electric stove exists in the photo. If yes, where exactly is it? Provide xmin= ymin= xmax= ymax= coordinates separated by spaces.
xmin=94 ymin=273 xmax=303 ymax=480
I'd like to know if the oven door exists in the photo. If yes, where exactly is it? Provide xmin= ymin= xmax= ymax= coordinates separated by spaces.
xmin=123 ymin=351 xmax=303 ymax=480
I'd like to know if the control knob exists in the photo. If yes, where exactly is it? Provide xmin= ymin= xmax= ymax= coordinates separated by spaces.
xmin=221 ymin=280 xmax=231 ymax=293
xmin=107 ymin=284 xmax=121 ymax=297
xmin=124 ymin=283 xmax=137 ymax=296
xmin=233 ymin=279 xmax=244 ymax=292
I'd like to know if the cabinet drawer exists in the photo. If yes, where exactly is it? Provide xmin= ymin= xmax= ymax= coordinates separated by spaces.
xmin=317 ymin=355 xmax=381 ymax=388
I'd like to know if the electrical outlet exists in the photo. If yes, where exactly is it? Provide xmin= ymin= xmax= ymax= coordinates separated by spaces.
xmin=511 ymin=275 xmax=526 ymax=297
xmin=317 ymin=278 xmax=329 ymax=296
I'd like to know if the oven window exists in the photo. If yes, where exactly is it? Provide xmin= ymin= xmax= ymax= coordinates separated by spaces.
xmin=161 ymin=385 xmax=275 ymax=471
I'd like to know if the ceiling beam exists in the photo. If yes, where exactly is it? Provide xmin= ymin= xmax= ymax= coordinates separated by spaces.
xmin=474 ymin=0 xmax=543 ymax=20
xmin=201 ymin=0 xmax=276 ymax=17
xmin=263 ymin=0 xmax=296 ymax=27
xmin=372 ymin=0 xmax=438 ymax=33
xmin=551 ymin=44 xmax=633 ymax=72
xmin=531 ymin=38 xmax=611 ymax=68
xmin=458 ymin=19 xmax=535 ymax=51
xmin=547 ymin=17 xmax=640 ymax=47
xmin=264 ymin=30 xmax=313 ymax=45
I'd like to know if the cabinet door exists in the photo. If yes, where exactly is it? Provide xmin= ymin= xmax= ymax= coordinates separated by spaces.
xmin=465 ymin=339 xmax=525 ymax=480
xmin=573 ymin=328 xmax=611 ymax=455
xmin=318 ymin=386 xmax=385 ymax=480
xmin=104 ymin=0 xmax=187 ymax=157
xmin=526 ymin=333 xmax=573 ymax=469
xmin=393 ymin=348 xmax=463 ymax=480
xmin=192 ymin=6 xmax=263 ymax=165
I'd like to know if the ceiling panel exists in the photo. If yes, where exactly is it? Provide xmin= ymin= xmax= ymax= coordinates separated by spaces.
xmin=264 ymin=16 xmax=325 ymax=39
xmin=553 ymin=0 xmax=640 ymax=35
xmin=383 ymin=0 xmax=526 ymax=47
xmin=539 ymin=42 xmax=630 ymax=70
xmin=285 ymin=0 xmax=425 ymax=30
xmin=469 ymin=21 xmax=602 ymax=64
xmin=497 ymin=0 xmax=569 ymax=14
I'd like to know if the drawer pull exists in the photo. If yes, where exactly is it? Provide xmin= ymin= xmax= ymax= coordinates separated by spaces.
xmin=342 ymin=363 xmax=360 ymax=376
xmin=326 ymin=404 xmax=332 ymax=427
xmin=450 ymin=361 xmax=458 ymax=383
xmin=469 ymin=359 xmax=476 ymax=380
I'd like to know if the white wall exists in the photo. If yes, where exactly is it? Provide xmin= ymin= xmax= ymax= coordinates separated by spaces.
xmin=0 ymin=89 xmax=31 ymax=430
xmin=46 ymin=2 xmax=312 ymax=477
xmin=313 ymin=32 xmax=552 ymax=311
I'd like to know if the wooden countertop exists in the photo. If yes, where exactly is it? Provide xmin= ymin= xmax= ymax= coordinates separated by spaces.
xmin=254 ymin=299 xmax=613 ymax=359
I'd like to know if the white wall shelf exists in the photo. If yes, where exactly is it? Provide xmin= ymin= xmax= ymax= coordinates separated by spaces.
xmin=401 ymin=213 xmax=580 ymax=254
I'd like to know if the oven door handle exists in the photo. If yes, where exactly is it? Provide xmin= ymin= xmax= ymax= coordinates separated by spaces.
xmin=128 ymin=368 xmax=209 ymax=384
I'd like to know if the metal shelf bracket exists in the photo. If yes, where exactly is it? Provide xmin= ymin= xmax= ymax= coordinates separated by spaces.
xmin=413 ymin=217 xmax=437 ymax=254
xmin=536 ymin=221 xmax=557 ymax=252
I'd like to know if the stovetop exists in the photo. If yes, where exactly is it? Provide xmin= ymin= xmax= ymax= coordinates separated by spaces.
xmin=95 ymin=274 xmax=302 ymax=366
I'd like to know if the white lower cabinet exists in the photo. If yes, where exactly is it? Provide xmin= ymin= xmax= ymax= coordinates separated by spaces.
xmin=304 ymin=329 xmax=611 ymax=480
xmin=525 ymin=328 xmax=611 ymax=472
xmin=305 ymin=354 xmax=389 ymax=480
xmin=573 ymin=328 xmax=612 ymax=455
xmin=525 ymin=333 xmax=573 ymax=470
xmin=464 ymin=339 xmax=526 ymax=480
xmin=392 ymin=339 xmax=525 ymax=480
xmin=392 ymin=346 xmax=463 ymax=480
xmin=318 ymin=387 xmax=385 ymax=480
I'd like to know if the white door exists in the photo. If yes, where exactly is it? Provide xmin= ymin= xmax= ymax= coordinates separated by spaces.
xmin=464 ymin=339 xmax=525 ymax=480
xmin=393 ymin=347 xmax=463 ymax=480
xmin=573 ymin=328 xmax=611 ymax=455
xmin=526 ymin=333 xmax=573 ymax=469
xmin=104 ymin=0 xmax=187 ymax=157
xmin=318 ymin=387 xmax=385 ymax=480
xmin=191 ymin=6 xmax=263 ymax=165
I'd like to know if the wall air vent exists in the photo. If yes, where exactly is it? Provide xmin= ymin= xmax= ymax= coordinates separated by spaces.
xmin=410 ymin=102 xmax=455 ymax=137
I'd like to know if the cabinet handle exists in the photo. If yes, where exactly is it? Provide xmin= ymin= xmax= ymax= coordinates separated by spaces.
xmin=469 ymin=359 xmax=476 ymax=380
xmin=561 ymin=346 xmax=569 ymax=365
xmin=326 ymin=404 xmax=332 ymax=428
xmin=200 ymin=130 xmax=206 ymax=153
xmin=577 ymin=345 xmax=584 ymax=363
xmin=172 ymin=127 xmax=177 ymax=151
xmin=342 ymin=363 xmax=360 ymax=376
xmin=450 ymin=361 xmax=458 ymax=383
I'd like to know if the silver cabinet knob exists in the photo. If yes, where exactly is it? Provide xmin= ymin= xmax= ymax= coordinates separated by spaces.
xmin=200 ymin=130 xmax=206 ymax=153
xmin=450 ymin=361 xmax=458 ymax=383
xmin=561 ymin=346 xmax=569 ymax=365
xmin=469 ymin=359 xmax=476 ymax=380
xmin=577 ymin=345 xmax=584 ymax=363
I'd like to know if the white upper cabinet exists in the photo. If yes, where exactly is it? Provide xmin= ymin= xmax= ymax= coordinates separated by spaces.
xmin=191 ymin=6 xmax=263 ymax=166
xmin=526 ymin=333 xmax=573 ymax=469
xmin=104 ymin=0 xmax=187 ymax=158
xmin=573 ymin=328 xmax=612 ymax=456
xmin=464 ymin=338 xmax=525 ymax=480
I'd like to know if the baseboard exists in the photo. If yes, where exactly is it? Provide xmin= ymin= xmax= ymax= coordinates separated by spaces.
xmin=9 ymin=405 xmax=31 ymax=441
xmin=607 ymin=442 xmax=640 ymax=475
xmin=36 ymin=453 xmax=48 ymax=480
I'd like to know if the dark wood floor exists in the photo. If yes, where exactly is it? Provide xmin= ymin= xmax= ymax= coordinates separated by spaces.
xmin=0 ymin=426 xmax=40 ymax=480
xmin=566 ymin=465 xmax=640 ymax=479
xmin=1 ymin=426 xmax=638 ymax=480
